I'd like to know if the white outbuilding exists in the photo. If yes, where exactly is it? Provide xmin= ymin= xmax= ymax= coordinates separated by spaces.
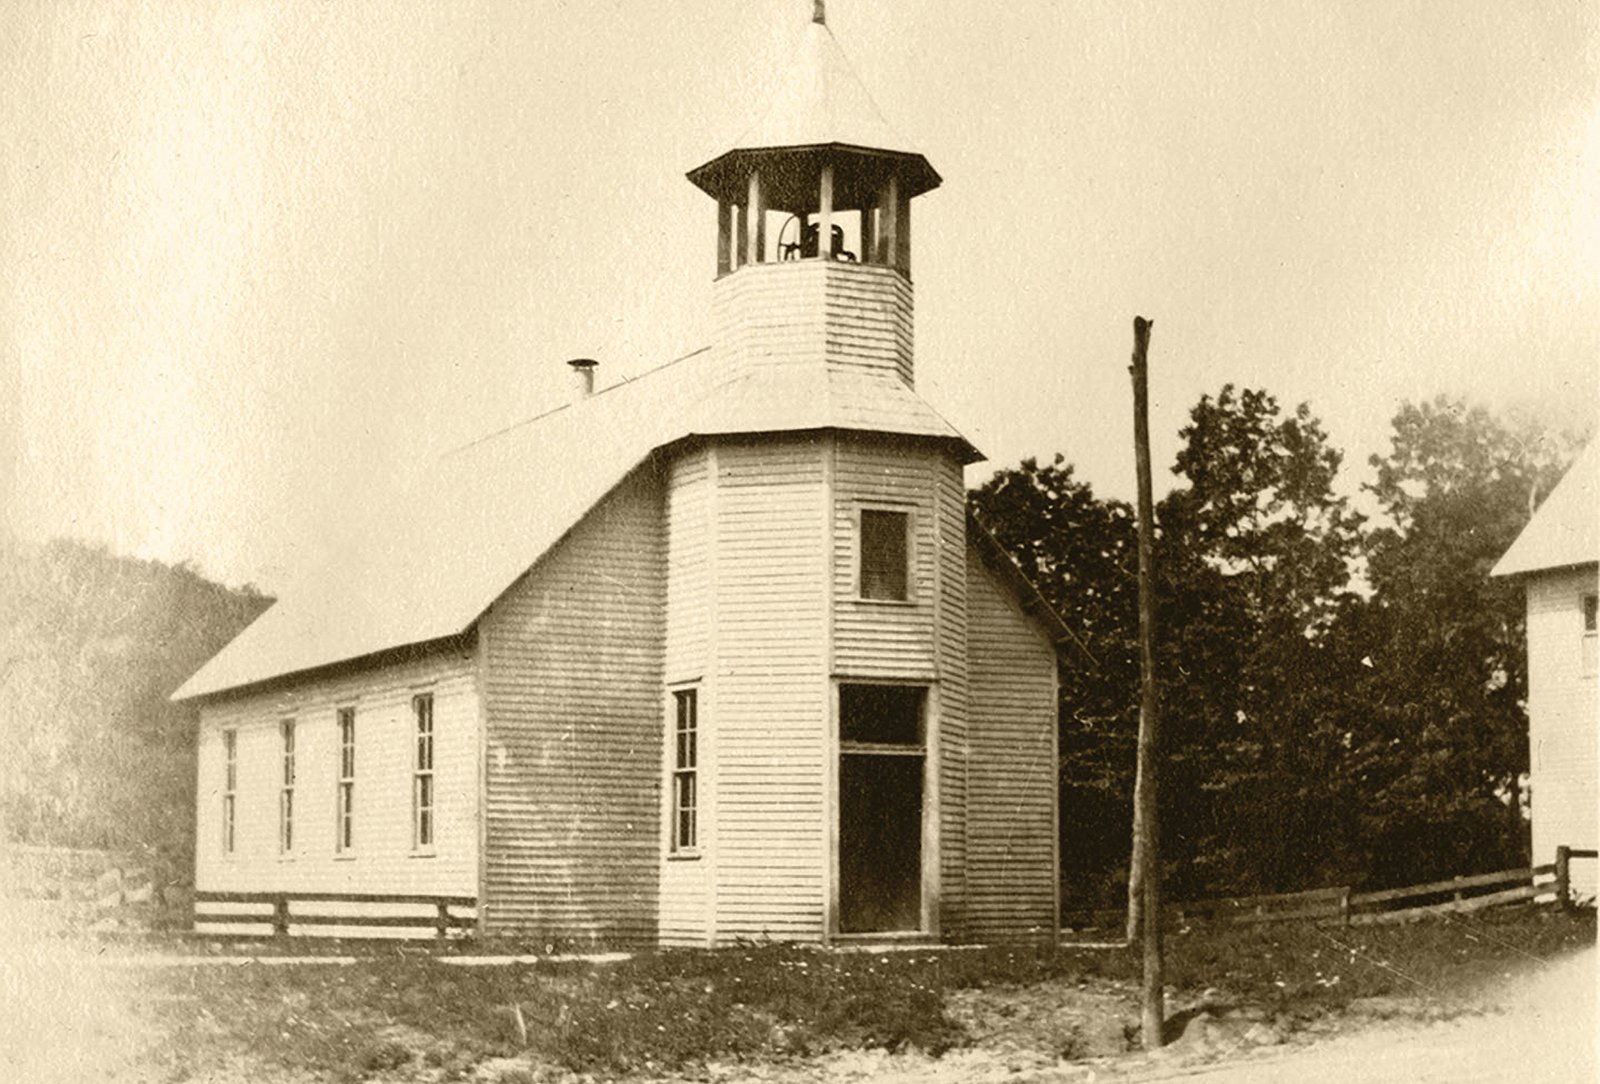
xmin=1493 ymin=440 xmax=1599 ymax=900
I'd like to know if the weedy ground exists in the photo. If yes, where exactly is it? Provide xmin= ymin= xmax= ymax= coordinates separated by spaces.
xmin=20 ymin=905 xmax=1594 ymax=1083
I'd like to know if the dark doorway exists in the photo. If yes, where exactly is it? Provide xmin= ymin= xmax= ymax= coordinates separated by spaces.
xmin=839 ymin=685 xmax=924 ymax=933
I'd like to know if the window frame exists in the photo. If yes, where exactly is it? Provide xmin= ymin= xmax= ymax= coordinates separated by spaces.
xmin=856 ymin=505 xmax=913 ymax=603
xmin=668 ymin=688 xmax=699 ymax=856
xmin=838 ymin=683 xmax=927 ymax=753
xmin=412 ymin=693 xmax=435 ymax=853
xmin=335 ymin=707 xmax=356 ymax=856
xmin=279 ymin=718 xmax=296 ymax=855
xmin=221 ymin=728 xmax=238 ymax=856
xmin=1582 ymin=591 xmax=1598 ymax=678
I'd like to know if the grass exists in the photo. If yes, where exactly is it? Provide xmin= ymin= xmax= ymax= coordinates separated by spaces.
xmin=131 ymin=905 xmax=1594 ymax=1081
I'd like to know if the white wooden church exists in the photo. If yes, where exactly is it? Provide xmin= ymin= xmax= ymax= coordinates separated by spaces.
xmin=175 ymin=7 xmax=1068 ymax=946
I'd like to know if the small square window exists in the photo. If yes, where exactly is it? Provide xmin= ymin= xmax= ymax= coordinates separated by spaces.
xmin=860 ymin=509 xmax=909 ymax=601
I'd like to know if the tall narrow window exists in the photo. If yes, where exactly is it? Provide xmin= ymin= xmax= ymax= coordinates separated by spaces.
xmin=859 ymin=509 xmax=909 ymax=601
xmin=670 ymin=689 xmax=698 ymax=853
xmin=221 ymin=729 xmax=237 ymax=855
xmin=413 ymin=693 xmax=435 ymax=850
xmin=279 ymin=719 xmax=296 ymax=854
xmin=336 ymin=707 xmax=356 ymax=854
xmin=1583 ymin=592 xmax=1598 ymax=677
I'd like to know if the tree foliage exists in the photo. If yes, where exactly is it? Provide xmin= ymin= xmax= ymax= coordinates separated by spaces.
xmin=972 ymin=388 xmax=1586 ymax=908
xmin=0 ymin=538 xmax=271 ymax=867
xmin=1348 ymin=397 xmax=1582 ymax=882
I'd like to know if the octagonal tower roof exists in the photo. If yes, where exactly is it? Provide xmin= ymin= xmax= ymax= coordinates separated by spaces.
xmin=687 ymin=5 xmax=941 ymax=207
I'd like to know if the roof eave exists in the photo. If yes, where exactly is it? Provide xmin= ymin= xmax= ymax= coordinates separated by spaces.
xmin=687 ymin=144 xmax=941 ymax=206
xmin=171 ymin=628 xmax=479 ymax=706
xmin=1491 ymin=556 xmax=1600 ymax=580
xmin=966 ymin=511 xmax=1090 ymax=667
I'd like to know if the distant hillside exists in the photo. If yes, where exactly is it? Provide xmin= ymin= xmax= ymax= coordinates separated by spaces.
xmin=0 ymin=539 xmax=272 ymax=868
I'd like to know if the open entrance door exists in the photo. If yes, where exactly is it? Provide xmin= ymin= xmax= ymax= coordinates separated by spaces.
xmin=838 ymin=684 xmax=925 ymax=933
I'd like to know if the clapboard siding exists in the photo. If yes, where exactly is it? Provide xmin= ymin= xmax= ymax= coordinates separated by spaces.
xmin=194 ymin=645 xmax=479 ymax=903
xmin=832 ymin=436 xmax=939 ymax=680
xmin=665 ymin=448 xmax=712 ymax=683
xmin=712 ymin=260 xmax=914 ymax=385
xmin=822 ymin=263 xmax=914 ymax=385
xmin=827 ymin=434 xmax=971 ymax=936
xmin=1526 ymin=565 xmax=1599 ymax=897
xmin=934 ymin=458 xmax=970 ymax=936
xmin=965 ymin=546 xmax=1058 ymax=941
xmin=479 ymin=466 xmax=667 ymax=944
xmin=713 ymin=436 xmax=830 ymax=939
xmin=660 ymin=446 xmax=713 ymax=945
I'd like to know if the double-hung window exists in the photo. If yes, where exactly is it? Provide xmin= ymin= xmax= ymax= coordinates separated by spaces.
xmin=670 ymin=689 xmax=698 ymax=853
xmin=1583 ymin=592 xmax=1598 ymax=677
xmin=221 ymin=729 xmax=237 ymax=855
xmin=413 ymin=694 xmax=435 ymax=851
xmin=279 ymin=719 xmax=296 ymax=854
xmin=336 ymin=707 xmax=356 ymax=854
xmin=859 ymin=508 xmax=910 ymax=601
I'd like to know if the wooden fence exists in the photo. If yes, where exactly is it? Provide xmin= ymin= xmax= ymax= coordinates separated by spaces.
xmin=192 ymin=890 xmax=478 ymax=941
xmin=1062 ymin=845 xmax=1597 ymax=934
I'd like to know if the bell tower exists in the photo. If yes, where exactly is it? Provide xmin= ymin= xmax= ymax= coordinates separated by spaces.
xmin=687 ymin=2 xmax=940 ymax=387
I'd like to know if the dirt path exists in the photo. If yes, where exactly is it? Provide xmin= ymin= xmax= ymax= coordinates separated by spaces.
xmin=1109 ymin=945 xmax=1595 ymax=1083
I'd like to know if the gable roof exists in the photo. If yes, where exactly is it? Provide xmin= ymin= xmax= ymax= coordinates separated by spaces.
xmin=1492 ymin=440 xmax=1599 ymax=577
xmin=173 ymin=350 xmax=978 ymax=701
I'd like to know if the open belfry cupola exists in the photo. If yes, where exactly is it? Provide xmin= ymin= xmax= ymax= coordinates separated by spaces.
xmin=688 ymin=1 xmax=939 ymax=278
xmin=688 ymin=3 xmax=939 ymax=390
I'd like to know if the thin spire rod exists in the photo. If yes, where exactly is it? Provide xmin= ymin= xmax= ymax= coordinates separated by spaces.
xmin=813 ymin=0 xmax=826 ymax=25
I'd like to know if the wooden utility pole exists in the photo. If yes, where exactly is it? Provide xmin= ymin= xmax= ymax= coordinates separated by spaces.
xmin=1129 ymin=316 xmax=1165 ymax=1049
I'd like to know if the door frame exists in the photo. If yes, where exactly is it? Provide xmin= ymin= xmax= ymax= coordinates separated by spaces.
xmin=827 ymin=678 xmax=940 ymax=940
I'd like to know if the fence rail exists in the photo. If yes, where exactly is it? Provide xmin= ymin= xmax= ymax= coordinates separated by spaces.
xmin=193 ymin=890 xmax=477 ymax=941
xmin=1061 ymin=845 xmax=1595 ymax=937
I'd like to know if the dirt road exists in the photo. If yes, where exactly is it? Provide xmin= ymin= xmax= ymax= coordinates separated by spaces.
xmin=1114 ymin=946 xmax=1596 ymax=1083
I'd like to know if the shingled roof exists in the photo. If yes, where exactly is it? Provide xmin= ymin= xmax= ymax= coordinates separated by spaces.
xmin=172 ymin=348 xmax=978 ymax=701
xmin=1493 ymin=439 xmax=1600 ymax=578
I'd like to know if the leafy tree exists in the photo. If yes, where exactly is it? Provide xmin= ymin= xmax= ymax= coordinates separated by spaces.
xmin=1350 ymin=397 xmax=1583 ymax=883
xmin=1155 ymin=386 xmax=1366 ymax=895
xmin=975 ymin=391 xmax=1582 ymax=910
xmin=972 ymin=389 xmax=1368 ymax=904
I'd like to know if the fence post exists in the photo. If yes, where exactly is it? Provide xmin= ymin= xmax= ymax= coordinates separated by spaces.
xmin=1556 ymin=846 xmax=1571 ymax=909
xmin=1339 ymin=887 xmax=1350 ymax=927
xmin=436 ymin=901 xmax=449 ymax=943
xmin=273 ymin=896 xmax=290 ymax=938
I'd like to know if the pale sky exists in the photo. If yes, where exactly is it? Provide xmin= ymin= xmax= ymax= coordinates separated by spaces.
xmin=3 ymin=1 xmax=1596 ymax=593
